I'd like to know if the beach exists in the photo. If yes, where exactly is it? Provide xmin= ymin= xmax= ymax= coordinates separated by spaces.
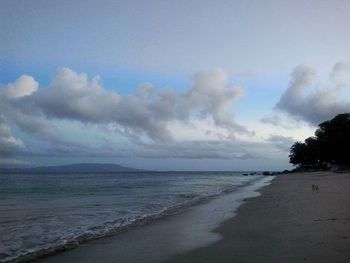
xmin=169 ymin=171 xmax=350 ymax=262
xmin=35 ymin=176 xmax=272 ymax=263
xmin=0 ymin=172 xmax=268 ymax=263
xmin=16 ymin=171 xmax=350 ymax=263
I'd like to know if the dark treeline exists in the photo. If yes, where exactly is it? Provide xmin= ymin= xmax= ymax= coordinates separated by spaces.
xmin=289 ymin=113 xmax=350 ymax=168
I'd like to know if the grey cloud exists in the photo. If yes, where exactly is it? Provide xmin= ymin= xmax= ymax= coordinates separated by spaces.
xmin=24 ymin=137 xmax=287 ymax=161
xmin=35 ymin=69 xmax=121 ymax=122
xmin=267 ymin=135 xmax=295 ymax=152
xmin=32 ymin=68 xmax=248 ymax=141
xmin=187 ymin=70 xmax=247 ymax=133
xmin=135 ymin=140 xmax=255 ymax=160
xmin=275 ymin=64 xmax=350 ymax=125
xmin=0 ymin=68 xmax=249 ymax=162
xmin=0 ymin=120 xmax=25 ymax=157
xmin=261 ymin=115 xmax=284 ymax=126
xmin=1 ymin=95 xmax=72 ymax=149
xmin=260 ymin=114 xmax=302 ymax=129
xmin=0 ymin=75 xmax=100 ymax=159
xmin=330 ymin=62 xmax=350 ymax=80
xmin=132 ymin=137 xmax=289 ymax=160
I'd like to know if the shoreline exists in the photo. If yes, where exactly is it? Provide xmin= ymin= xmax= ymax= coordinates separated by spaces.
xmin=35 ymin=176 xmax=273 ymax=263
xmin=169 ymin=171 xmax=350 ymax=262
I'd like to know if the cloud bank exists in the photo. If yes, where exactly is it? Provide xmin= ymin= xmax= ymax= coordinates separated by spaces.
xmin=0 ymin=68 xmax=255 ymax=163
xmin=33 ymin=68 xmax=247 ymax=141
xmin=275 ymin=63 xmax=350 ymax=125
xmin=4 ymin=63 xmax=349 ymax=167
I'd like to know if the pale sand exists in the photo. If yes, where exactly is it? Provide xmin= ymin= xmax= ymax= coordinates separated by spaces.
xmin=169 ymin=172 xmax=350 ymax=263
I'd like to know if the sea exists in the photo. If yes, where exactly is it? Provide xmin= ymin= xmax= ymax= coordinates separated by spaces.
xmin=0 ymin=171 xmax=268 ymax=262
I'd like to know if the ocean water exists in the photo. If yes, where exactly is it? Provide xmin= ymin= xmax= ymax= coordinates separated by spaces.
xmin=0 ymin=171 xmax=263 ymax=262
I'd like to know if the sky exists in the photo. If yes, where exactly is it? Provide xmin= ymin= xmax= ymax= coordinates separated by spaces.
xmin=1 ymin=0 xmax=350 ymax=170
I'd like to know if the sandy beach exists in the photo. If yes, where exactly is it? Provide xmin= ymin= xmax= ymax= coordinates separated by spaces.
xmin=169 ymin=171 xmax=350 ymax=263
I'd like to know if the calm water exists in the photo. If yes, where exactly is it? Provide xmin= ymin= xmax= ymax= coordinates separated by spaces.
xmin=0 ymin=171 xmax=262 ymax=262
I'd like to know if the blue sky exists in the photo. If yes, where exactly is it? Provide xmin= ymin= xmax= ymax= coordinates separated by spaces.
xmin=1 ymin=0 xmax=350 ymax=170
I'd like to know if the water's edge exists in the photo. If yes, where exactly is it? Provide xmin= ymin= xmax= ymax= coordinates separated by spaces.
xmin=3 ymin=176 xmax=274 ymax=263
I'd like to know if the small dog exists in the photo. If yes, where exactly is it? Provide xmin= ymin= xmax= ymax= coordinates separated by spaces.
xmin=312 ymin=184 xmax=320 ymax=192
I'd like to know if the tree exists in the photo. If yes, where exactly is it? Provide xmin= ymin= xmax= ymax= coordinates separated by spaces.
xmin=289 ymin=142 xmax=307 ymax=166
xmin=315 ymin=113 xmax=350 ymax=165
xmin=289 ymin=113 xmax=350 ymax=167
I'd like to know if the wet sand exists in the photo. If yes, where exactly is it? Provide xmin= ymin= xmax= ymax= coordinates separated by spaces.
xmin=36 ymin=177 xmax=272 ymax=263
xmin=169 ymin=172 xmax=350 ymax=263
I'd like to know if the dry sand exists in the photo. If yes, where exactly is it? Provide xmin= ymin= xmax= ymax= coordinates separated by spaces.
xmin=168 ymin=172 xmax=350 ymax=263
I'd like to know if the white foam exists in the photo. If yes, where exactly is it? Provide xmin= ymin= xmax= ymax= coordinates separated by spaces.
xmin=38 ymin=176 xmax=275 ymax=263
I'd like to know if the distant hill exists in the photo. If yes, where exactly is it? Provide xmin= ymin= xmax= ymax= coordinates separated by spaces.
xmin=0 ymin=163 xmax=145 ymax=174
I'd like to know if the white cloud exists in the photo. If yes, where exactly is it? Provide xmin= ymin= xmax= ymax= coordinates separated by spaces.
xmin=0 ymin=68 xmax=252 ymax=161
xmin=188 ymin=70 xmax=246 ymax=132
xmin=36 ymin=68 xmax=121 ymax=122
xmin=6 ymin=75 xmax=38 ymax=98
xmin=266 ymin=135 xmax=294 ymax=152
xmin=33 ymin=68 xmax=248 ymax=141
xmin=275 ymin=63 xmax=350 ymax=125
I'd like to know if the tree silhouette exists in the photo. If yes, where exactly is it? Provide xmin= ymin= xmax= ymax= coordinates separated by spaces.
xmin=289 ymin=142 xmax=307 ymax=166
xmin=289 ymin=113 xmax=350 ymax=167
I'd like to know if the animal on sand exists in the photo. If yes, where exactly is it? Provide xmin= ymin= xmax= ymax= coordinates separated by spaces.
xmin=312 ymin=184 xmax=320 ymax=192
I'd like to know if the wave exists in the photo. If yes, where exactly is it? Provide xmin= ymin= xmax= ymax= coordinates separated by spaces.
xmin=1 ymin=177 xmax=263 ymax=263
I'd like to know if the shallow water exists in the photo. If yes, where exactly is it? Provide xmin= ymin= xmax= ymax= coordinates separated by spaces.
xmin=0 ymin=171 xmax=260 ymax=262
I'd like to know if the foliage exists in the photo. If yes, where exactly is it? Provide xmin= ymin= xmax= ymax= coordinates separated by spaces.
xmin=289 ymin=113 xmax=350 ymax=167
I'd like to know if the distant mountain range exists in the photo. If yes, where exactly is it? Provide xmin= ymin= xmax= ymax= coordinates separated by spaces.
xmin=0 ymin=163 xmax=145 ymax=174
